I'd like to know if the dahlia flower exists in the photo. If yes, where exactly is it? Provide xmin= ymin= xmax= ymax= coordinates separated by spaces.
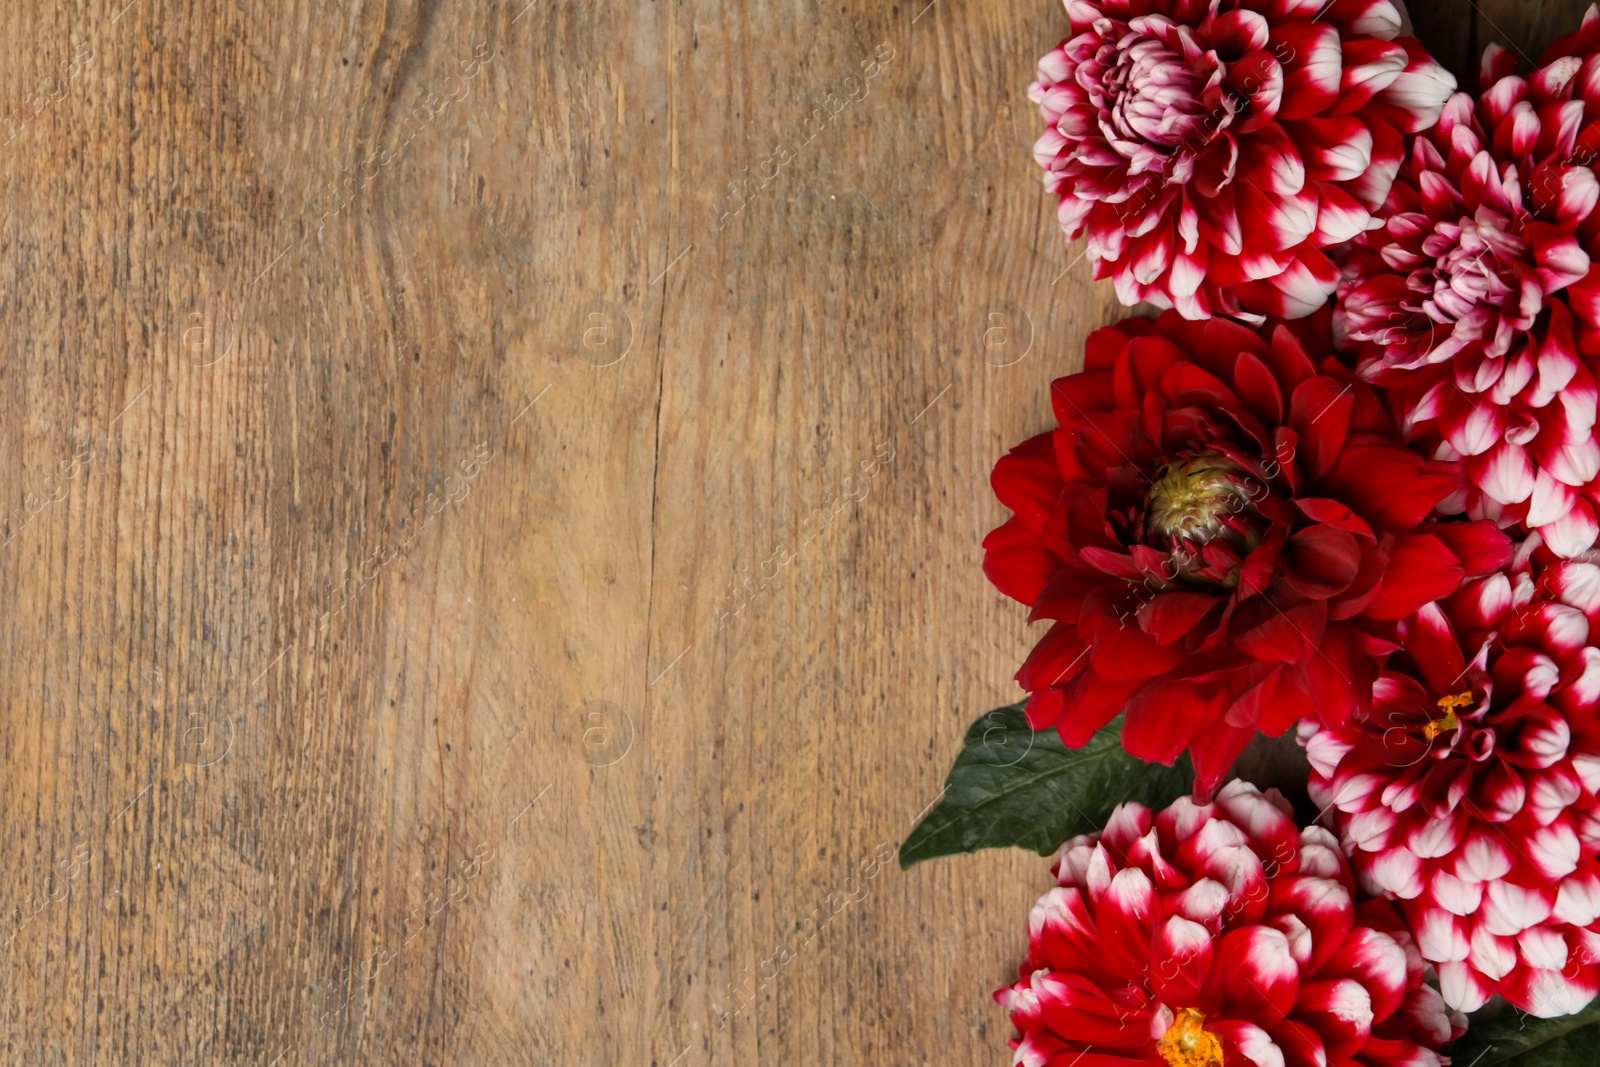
xmin=1304 ymin=553 xmax=1600 ymax=1016
xmin=996 ymin=782 xmax=1463 ymax=1066
xmin=1336 ymin=24 xmax=1600 ymax=557
xmin=1030 ymin=0 xmax=1455 ymax=321
xmin=983 ymin=311 xmax=1510 ymax=799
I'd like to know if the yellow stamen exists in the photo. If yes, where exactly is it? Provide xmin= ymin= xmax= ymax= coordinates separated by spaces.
xmin=1425 ymin=691 xmax=1473 ymax=740
xmin=1157 ymin=1007 xmax=1224 ymax=1067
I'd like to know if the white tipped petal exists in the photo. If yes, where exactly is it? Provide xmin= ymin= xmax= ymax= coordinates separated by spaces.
xmin=1412 ymin=907 xmax=1470 ymax=962
xmin=1436 ymin=960 xmax=1495 ymax=1013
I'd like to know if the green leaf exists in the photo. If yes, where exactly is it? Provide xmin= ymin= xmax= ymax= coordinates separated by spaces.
xmin=899 ymin=703 xmax=1193 ymax=869
xmin=1446 ymin=1001 xmax=1600 ymax=1067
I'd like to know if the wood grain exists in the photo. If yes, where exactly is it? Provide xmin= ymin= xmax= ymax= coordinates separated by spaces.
xmin=0 ymin=0 xmax=1588 ymax=1062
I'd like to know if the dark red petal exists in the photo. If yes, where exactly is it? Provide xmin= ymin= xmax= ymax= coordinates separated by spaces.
xmin=1294 ymin=497 xmax=1376 ymax=539
xmin=1051 ymin=369 xmax=1119 ymax=426
xmin=1283 ymin=525 xmax=1363 ymax=600
xmin=983 ymin=516 xmax=1061 ymax=604
xmin=1277 ymin=625 xmax=1368 ymax=729
xmin=1067 ymin=411 xmax=1151 ymax=485
xmin=1234 ymin=599 xmax=1329 ymax=663
xmin=1233 ymin=349 xmax=1287 ymax=427
xmin=1117 ymin=335 xmax=1195 ymax=409
xmin=1428 ymin=520 xmax=1514 ymax=577
xmin=1364 ymin=532 xmax=1465 ymax=620
xmin=1030 ymin=567 xmax=1110 ymax=623
xmin=1405 ymin=601 xmax=1468 ymax=699
xmin=1189 ymin=722 xmax=1260 ymax=803
xmin=1079 ymin=546 xmax=1146 ymax=582
xmin=1122 ymin=679 xmax=1216 ymax=765
xmin=1161 ymin=359 xmax=1244 ymax=414
xmin=1063 ymin=673 xmax=1151 ymax=745
xmin=1025 ymin=686 xmax=1066 ymax=731
xmin=1138 ymin=591 xmax=1223 ymax=646
xmin=1084 ymin=321 xmax=1144 ymax=372
xmin=1224 ymin=664 xmax=1285 ymax=732
xmin=1288 ymin=376 xmax=1354 ymax=480
xmin=1239 ymin=534 xmax=1286 ymax=599
xmin=1320 ymin=441 xmax=1459 ymax=530
xmin=1018 ymin=622 xmax=1091 ymax=693
xmin=991 ymin=432 xmax=1062 ymax=530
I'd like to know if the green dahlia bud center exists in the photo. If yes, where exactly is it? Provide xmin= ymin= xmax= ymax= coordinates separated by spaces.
xmin=1145 ymin=456 xmax=1247 ymax=545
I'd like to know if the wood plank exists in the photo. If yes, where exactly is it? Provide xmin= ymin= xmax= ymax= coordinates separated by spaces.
xmin=1473 ymin=0 xmax=1595 ymax=70
xmin=0 ymin=0 xmax=1589 ymax=1063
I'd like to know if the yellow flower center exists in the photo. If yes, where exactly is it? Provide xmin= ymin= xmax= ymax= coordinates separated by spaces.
xmin=1424 ymin=691 xmax=1472 ymax=740
xmin=1158 ymin=1007 xmax=1224 ymax=1067
xmin=1145 ymin=458 xmax=1243 ymax=545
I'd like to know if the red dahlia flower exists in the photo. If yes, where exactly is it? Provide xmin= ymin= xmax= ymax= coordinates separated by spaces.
xmin=984 ymin=312 xmax=1510 ymax=800
xmin=996 ymin=782 xmax=1463 ymax=1067
xmin=1336 ymin=24 xmax=1600 ymax=556
xmin=1030 ymin=0 xmax=1454 ymax=321
xmin=1304 ymin=552 xmax=1600 ymax=1016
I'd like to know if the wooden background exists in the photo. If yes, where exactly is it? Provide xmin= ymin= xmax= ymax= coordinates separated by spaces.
xmin=0 ymin=0 xmax=1585 ymax=1062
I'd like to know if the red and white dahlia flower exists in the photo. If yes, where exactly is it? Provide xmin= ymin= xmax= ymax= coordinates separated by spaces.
xmin=1030 ymin=0 xmax=1455 ymax=321
xmin=996 ymin=782 xmax=1463 ymax=1067
xmin=983 ymin=311 xmax=1510 ymax=799
xmin=1304 ymin=553 xmax=1600 ymax=1016
xmin=1336 ymin=20 xmax=1600 ymax=557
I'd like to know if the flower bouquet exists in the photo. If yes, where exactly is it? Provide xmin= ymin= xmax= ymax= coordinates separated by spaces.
xmin=904 ymin=3 xmax=1600 ymax=1063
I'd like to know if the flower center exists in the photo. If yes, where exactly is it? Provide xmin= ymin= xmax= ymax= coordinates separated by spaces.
xmin=1346 ymin=203 xmax=1549 ymax=367
xmin=1101 ymin=35 xmax=1203 ymax=147
xmin=1424 ymin=691 xmax=1473 ymax=740
xmin=1085 ymin=18 xmax=1215 ymax=168
xmin=1158 ymin=1008 xmax=1224 ymax=1067
xmin=1145 ymin=455 xmax=1262 ymax=564
xmin=1414 ymin=212 xmax=1525 ymax=331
